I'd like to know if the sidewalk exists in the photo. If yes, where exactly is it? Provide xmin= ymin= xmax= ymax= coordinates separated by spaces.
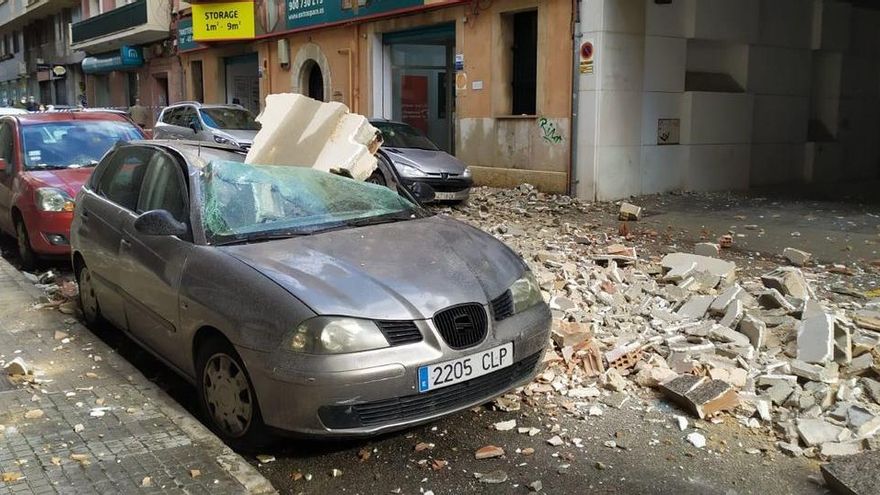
xmin=0 ymin=258 xmax=275 ymax=494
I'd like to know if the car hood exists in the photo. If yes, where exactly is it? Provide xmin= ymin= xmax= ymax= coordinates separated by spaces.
xmin=24 ymin=167 xmax=93 ymax=197
xmin=383 ymin=148 xmax=468 ymax=175
xmin=220 ymin=215 xmax=525 ymax=320
xmin=216 ymin=129 xmax=257 ymax=144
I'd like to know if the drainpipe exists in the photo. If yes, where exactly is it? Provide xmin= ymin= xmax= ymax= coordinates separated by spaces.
xmin=568 ymin=0 xmax=581 ymax=197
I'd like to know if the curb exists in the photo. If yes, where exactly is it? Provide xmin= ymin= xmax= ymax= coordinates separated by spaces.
xmin=3 ymin=258 xmax=277 ymax=494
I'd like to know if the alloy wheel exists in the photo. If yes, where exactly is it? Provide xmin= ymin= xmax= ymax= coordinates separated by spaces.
xmin=202 ymin=353 xmax=254 ymax=438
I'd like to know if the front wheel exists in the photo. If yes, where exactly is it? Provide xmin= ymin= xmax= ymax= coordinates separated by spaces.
xmin=196 ymin=338 xmax=271 ymax=451
xmin=15 ymin=218 xmax=37 ymax=270
xmin=365 ymin=170 xmax=387 ymax=187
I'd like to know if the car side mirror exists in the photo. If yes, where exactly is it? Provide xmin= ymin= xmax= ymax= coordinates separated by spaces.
xmin=410 ymin=182 xmax=435 ymax=203
xmin=134 ymin=210 xmax=187 ymax=236
xmin=0 ymin=158 xmax=7 ymax=173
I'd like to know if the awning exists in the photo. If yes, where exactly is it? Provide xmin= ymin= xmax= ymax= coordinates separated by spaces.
xmin=81 ymin=45 xmax=143 ymax=74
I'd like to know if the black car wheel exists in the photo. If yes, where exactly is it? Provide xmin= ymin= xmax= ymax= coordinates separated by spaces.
xmin=366 ymin=170 xmax=387 ymax=187
xmin=76 ymin=264 xmax=103 ymax=326
xmin=15 ymin=218 xmax=37 ymax=270
xmin=196 ymin=337 xmax=271 ymax=451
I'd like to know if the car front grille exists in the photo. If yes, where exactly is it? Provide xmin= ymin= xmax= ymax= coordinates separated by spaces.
xmin=411 ymin=178 xmax=471 ymax=193
xmin=433 ymin=304 xmax=487 ymax=349
xmin=376 ymin=320 xmax=423 ymax=346
xmin=318 ymin=351 xmax=543 ymax=429
xmin=491 ymin=290 xmax=514 ymax=321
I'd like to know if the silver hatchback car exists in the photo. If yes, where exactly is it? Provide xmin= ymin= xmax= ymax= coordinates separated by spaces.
xmin=153 ymin=102 xmax=259 ymax=150
xmin=70 ymin=140 xmax=550 ymax=449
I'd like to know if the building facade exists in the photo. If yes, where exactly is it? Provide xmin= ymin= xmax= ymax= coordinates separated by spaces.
xmin=0 ymin=0 xmax=85 ymax=107
xmin=71 ymin=0 xmax=186 ymax=125
xmin=178 ymin=0 xmax=574 ymax=193
xmin=573 ymin=0 xmax=880 ymax=200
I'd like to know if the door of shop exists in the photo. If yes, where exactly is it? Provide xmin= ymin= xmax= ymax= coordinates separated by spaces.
xmin=224 ymin=53 xmax=260 ymax=114
xmin=382 ymin=23 xmax=455 ymax=152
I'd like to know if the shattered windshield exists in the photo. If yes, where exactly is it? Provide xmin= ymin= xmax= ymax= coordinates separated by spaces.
xmin=201 ymin=160 xmax=421 ymax=244
xmin=372 ymin=121 xmax=438 ymax=151
xmin=22 ymin=121 xmax=143 ymax=170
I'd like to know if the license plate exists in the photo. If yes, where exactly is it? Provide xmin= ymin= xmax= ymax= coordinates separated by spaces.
xmin=418 ymin=342 xmax=514 ymax=393
xmin=434 ymin=191 xmax=463 ymax=200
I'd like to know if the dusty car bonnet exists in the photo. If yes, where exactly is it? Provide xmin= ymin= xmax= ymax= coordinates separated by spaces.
xmin=219 ymin=215 xmax=526 ymax=320
xmin=383 ymin=147 xmax=468 ymax=175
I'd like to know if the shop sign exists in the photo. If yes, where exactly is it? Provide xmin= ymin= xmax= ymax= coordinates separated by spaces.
xmin=178 ymin=17 xmax=200 ymax=51
xmin=81 ymin=45 xmax=144 ymax=74
xmin=192 ymin=1 xmax=256 ymax=41
xmin=286 ymin=0 xmax=423 ymax=30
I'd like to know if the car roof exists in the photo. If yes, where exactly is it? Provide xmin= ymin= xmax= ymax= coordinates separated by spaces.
xmin=11 ymin=111 xmax=133 ymax=124
xmin=163 ymin=102 xmax=245 ymax=110
xmin=128 ymin=139 xmax=246 ymax=167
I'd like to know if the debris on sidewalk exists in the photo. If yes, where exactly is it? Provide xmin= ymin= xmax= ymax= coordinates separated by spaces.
xmin=3 ymin=357 xmax=30 ymax=376
xmin=821 ymin=450 xmax=880 ymax=495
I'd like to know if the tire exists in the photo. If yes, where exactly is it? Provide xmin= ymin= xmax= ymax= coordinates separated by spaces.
xmin=366 ymin=170 xmax=387 ymax=187
xmin=76 ymin=263 xmax=103 ymax=327
xmin=14 ymin=218 xmax=37 ymax=271
xmin=195 ymin=338 xmax=272 ymax=452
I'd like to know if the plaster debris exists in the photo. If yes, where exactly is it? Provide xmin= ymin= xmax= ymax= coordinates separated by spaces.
xmin=618 ymin=202 xmax=642 ymax=221
xmin=783 ymin=247 xmax=811 ymax=267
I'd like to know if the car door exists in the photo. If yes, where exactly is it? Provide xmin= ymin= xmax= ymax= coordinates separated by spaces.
xmin=178 ymin=106 xmax=202 ymax=141
xmin=78 ymin=146 xmax=153 ymax=329
xmin=153 ymin=107 xmax=179 ymax=140
xmin=0 ymin=119 xmax=16 ymax=234
xmin=118 ymin=148 xmax=195 ymax=368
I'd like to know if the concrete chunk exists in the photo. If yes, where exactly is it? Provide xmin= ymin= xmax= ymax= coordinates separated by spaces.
xmin=783 ymin=247 xmax=811 ymax=267
xmin=738 ymin=314 xmax=766 ymax=350
xmin=821 ymin=451 xmax=880 ymax=495
xmin=834 ymin=320 xmax=853 ymax=365
xmin=709 ymin=285 xmax=742 ymax=315
xmin=760 ymin=267 xmax=814 ymax=301
xmin=662 ymin=253 xmax=736 ymax=283
xmin=246 ymin=93 xmax=381 ymax=180
xmin=797 ymin=418 xmax=850 ymax=447
xmin=551 ymin=320 xmax=591 ymax=348
xmin=677 ymin=295 xmax=715 ymax=320
xmin=618 ymin=202 xmax=641 ymax=221
xmin=719 ymin=299 xmax=744 ymax=328
xmin=694 ymin=243 xmax=720 ymax=257
xmin=797 ymin=313 xmax=835 ymax=363
xmin=790 ymin=360 xmax=838 ymax=384
xmin=757 ymin=289 xmax=796 ymax=312
xmin=663 ymin=261 xmax=697 ymax=282
xmin=708 ymin=324 xmax=751 ymax=347
xmin=659 ymin=375 xmax=738 ymax=419
xmin=821 ymin=441 xmax=864 ymax=458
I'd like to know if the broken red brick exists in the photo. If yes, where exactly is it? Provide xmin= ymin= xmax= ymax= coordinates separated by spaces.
xmin=474 ymin=445 xmax=505 ymax=460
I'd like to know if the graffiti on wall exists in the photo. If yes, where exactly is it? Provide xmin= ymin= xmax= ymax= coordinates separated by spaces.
xmin=538 ymin=118 xmax=563 ymax=144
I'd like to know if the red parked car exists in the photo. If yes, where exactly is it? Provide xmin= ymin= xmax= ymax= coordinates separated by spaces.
xmin=0 ymin=111 xmax=143 ymax=268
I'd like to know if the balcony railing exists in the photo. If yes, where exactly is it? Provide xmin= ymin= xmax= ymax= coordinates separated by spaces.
xmin=71 ymin=0 xmax=148 ymax=44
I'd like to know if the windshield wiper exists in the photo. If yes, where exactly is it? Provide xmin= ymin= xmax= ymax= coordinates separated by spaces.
xmin=69 ymin=160 xmax=99 ymax=169
xmin=28 ymin=164 xmax=68 ymax=171
xmin=212 ymin=229 xmax=312 ymax=246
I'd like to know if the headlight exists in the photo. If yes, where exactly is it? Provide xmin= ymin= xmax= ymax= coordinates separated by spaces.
xmin=213 ymin=134 xmax=238 ymax=147
xmin=289 ymin=317 xmax=389 ymax=354
xmin=510 ymin=271 xmax=542 ymax=314
xmin=462 ymin=167 xmax=472 ymax=178
xmin=397 ymin=163 xmax=428 ymax=178
xmin=35 ymin=188 xmax=74 ymax=212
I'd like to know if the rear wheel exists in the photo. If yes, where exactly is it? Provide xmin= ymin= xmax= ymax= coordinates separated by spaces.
xmin=14 ymin=218 xmax=37 ymax=270
xmin=196 ymin=338 xmax=271 ymax=451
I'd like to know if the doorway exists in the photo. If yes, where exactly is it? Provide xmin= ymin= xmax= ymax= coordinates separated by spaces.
xmin=381 ymin=23 xmax=455 ymax=152
xmin=305 ymin=61 xmax=325 ymax=101
xmin=224 ymin=53 xmax=260 ymax=113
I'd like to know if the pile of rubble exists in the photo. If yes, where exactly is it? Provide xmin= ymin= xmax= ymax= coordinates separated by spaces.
xmin=446 ymin=184 xmax=880 ymax=460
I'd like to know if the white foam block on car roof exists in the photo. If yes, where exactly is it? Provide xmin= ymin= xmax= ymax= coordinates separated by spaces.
xmin=244 ymin=93 xmax=379 ymax=181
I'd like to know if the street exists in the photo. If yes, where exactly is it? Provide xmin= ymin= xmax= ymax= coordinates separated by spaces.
xmin=2 ymin=184 xmax=878 ymax=494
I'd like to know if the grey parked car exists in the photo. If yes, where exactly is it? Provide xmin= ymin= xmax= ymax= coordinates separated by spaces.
xmin=70 ymin=140 xmax=550 ymax=449
xmin=153 ymin=102 xmax=259 ymax=150
xmin=369 ymin=120 xmax=473 ymax=202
